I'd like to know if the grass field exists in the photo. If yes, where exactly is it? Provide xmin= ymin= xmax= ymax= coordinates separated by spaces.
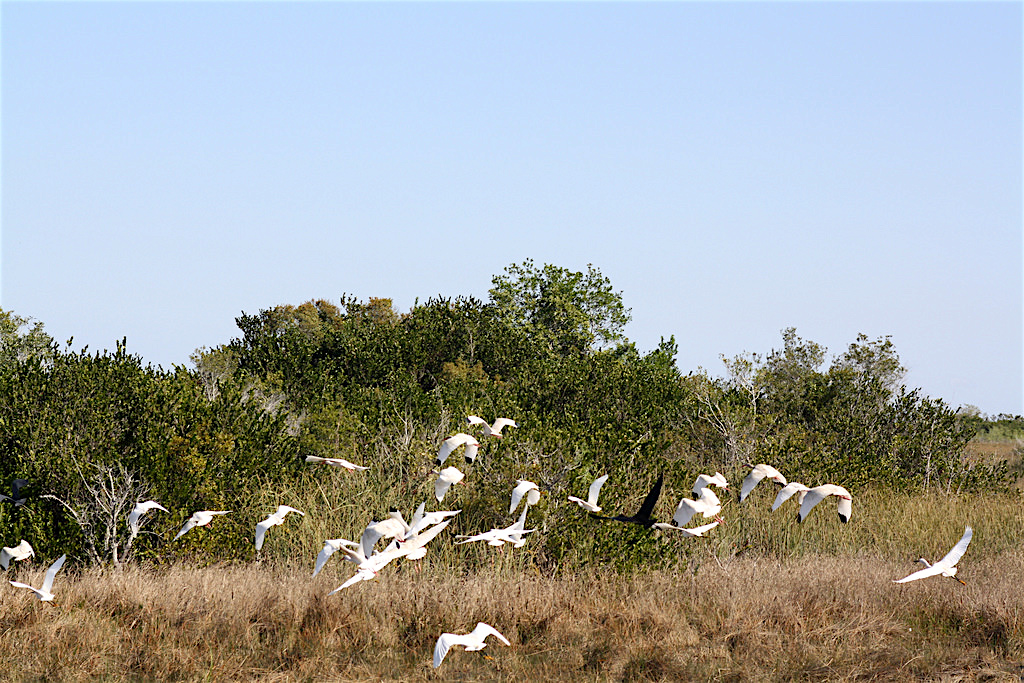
xmin=0 ymin=555 xmax=1021 ymax=681
xmin=2 ymin=488 xmax=1023 ymax=681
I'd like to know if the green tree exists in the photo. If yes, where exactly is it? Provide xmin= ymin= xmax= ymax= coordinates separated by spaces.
xmin=489 ymin=260 xmax=631 ymax=355
xmin=0 ymin=308 xmax=53 ymax=365
xmin=832 ymin=333 xmax=905 ymax=394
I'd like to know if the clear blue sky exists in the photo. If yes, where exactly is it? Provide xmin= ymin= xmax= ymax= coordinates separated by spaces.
xmin=2 ymin=2 xmax=1021 ymax=415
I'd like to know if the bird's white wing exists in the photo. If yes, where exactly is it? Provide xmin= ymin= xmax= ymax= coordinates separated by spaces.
xmin=680 ymin=521 xmax=721 ymax=537
xmin=466 ymin=415 xmax=487 ymax=427
xmin=454 ymin=531 xmax=494 ymax=545
xmin=255 ymin=519 xmax=274 ymax=551
xmin=438 ymin=434 xmax=475 ymax=465
xmin=174 ymin=519 xmax=197 ymax=541
xmin=567 ymin=495 xmax=591 ymax=510
xmin=329 ymin=569 xmax=375 ymax=595
xmin=15 ymin=540 xmax=34 ymax=561
xmin=40 ymin=554 xmax=66 ymax=594
xmin=359 ymin=525 xmax=386 ymax=560
xmin=330 ymin=458 xmax=368 ymax=470
xmin=797 ymin=488 xmax=830 ymax=522
xmin=339 ymin=544 xmax=369 ymax=566
xmin=761 ymin=464 xmax=786 ymax=486
xmin=128 ymin=511 xmax=142 ymax=535
xmin=360 ymin=543 xmax=410 ymax=572
xmin=406 ymin=511 xmax=444 ymax=538
xmin=491 ymin=418 xmax=517 ymax=434
xmin=508 ymin=505 xmax=530 ymax=533
xmin=358 ymin=522 xmax=404 ymax=559
xmin=406 ymin=519 xmax=452 ymax=550
xmin=314 ymin=539 xmax=359 ymax=576
xmin=410 ymin=502 xmax=426 ymax=530
xmin=741 ymin=464 xmax=787 ymax=501
xmin=771 ymin=483 xmax=808 ymax=511
xmin=437 ymin=467 xmax=464 ymax=498
xmin=435 ymin=477 xmax=453 ymax=502
xmin=0 ymin=548 xmax=11 ymax=570
xmin=463 ymin=442 xmax=479 ymax=463
xmin=433 ymin=633 xmax=465 ymax=668
xmin=836 ymin=495 xmax=852 ymax=523
xmin=470 ymin=621 xmax=511 ymax=647
xmin=692 ymin=474 xmax=714 ymax=495
xmin=739 ymin=469 xmax=766 ymax=502
xmin=313 ymin=547 xmax=333 ymax=577
xmin=672 ymin=498 xmax=700 ymax=527
xmin=277 ymin=505 xmax=305 ymax=517
xmin=509 ymin=529 xmax=536 ymax=548
xmin=8 ymin=580 xmax=43 ymax=598
xmin=510 ymin=481 xmax=539 ymax=514
xmin=587 ymin=474 xmax=609 ymax=506
xmin=130 ymin=501 xmax=167 ymax=535
xmin=509 ymin=484 xmax=527 ymax=515
xmin=374 ymin=518 xmax=406 ymax=541
xmin=436 ymin=440 xmax=457 ymax=466
xmin=893 ymin=563 xmax=944 ymax=584
xmin=653 ymin=520 xmax=719 ymax=536
xmin=700 ymin=488 xmax=722 ymax=508
xmin=935 ymin=527 xmax=973 ymax=570
xmin=16 ymin=540 xmax=34 ymax=558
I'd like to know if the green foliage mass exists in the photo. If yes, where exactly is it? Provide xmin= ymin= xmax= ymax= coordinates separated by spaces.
xmin=0 ymin=263 xmax=1010 ymax=572
xmin=958 ymin=409 xmax=1024 ymax=442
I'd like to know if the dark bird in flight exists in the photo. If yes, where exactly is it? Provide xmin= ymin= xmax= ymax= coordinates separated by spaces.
xmin=0 ymin=479 xmax=29 ymax=507
xmin=601 ymin=472 xmax=664 ymax=528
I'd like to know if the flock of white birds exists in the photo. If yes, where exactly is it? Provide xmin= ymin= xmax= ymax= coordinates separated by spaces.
xmin=0 ymin=417 xmax=975 ymax=669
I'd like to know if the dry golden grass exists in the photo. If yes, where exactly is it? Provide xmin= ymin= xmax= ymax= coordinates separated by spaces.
xmin=3 ymin=488 xmax=1023 ymax=681
xmin=1 ymin=551 xmax=1022 ymax=682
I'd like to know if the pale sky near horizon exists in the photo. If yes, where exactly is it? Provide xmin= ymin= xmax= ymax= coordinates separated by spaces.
xmin=2 ymin=2 xmax=1021 ymax=416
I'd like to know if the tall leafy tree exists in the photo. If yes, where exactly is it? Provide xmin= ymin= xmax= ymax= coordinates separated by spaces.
xmin=0 ymin=308 xmax=53 ymax=365
xmin=489 ymin=260 xmax=631 ymax=355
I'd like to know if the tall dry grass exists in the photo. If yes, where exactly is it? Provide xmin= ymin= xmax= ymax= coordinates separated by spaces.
xmin=4 ymin=486 xmax=1023 ymax=681
xmin=1 ymin=550 xmax=1022 ymax=681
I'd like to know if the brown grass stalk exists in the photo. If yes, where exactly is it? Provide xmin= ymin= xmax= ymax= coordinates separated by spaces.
xmin=1 ymin=552 xmax=1021 ymax=682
